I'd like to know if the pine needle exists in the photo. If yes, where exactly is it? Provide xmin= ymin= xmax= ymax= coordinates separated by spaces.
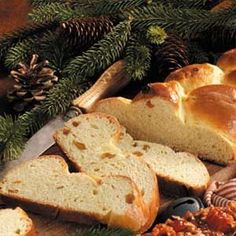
xmin=0 ymin=21 xmax=131 ymax=162
xmin=0 ymin=21 xmax=59 ymax=63
xmin=124 ymin=35 xmax=151 ymax=80
xmin=63 ymin=20 xmax=131 ymax=78
xmin=30 ymin=0 xmax=66 ymax=7
xmin=0 ymin=116 xmax=26 ymax=163
xmin=28 ymin=3 xmax=78 ymax=24
xmin=91 ymin=0 xmax=145 ymax=15
xmin=123 ymin=3 xmax=236 ymax=39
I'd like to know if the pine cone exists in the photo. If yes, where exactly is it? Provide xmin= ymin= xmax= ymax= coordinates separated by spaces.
xmin=150 ymin=34 xmax=189 ymax=81
xmin=59 ymin=16 xmax=114 ymax=53
xmin=210 ymin=0 xmax=232 ymax=12
xmin=7 ymin=54 xmax=58 ymax=112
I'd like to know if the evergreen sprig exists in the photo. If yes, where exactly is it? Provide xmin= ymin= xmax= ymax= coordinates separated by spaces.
xmin=0 ymin=116 xmax=26 ymax=162
xmin=0 ymin=21 xmax=131 ymax=162
xmin=0 ymin=20 xmax=59 ymax=63
xmin=187 ymin=41 xmax=218 ymax=64
xmin=63 ymin=20 xmax=131 ymax=78
xmin=30 ymin=0 xmax=66 ymax=7
xmin=38 ymin=30 xmax=72 ymax=71
xmin=152 ymin=0 xmax=212 ymax=9
xmin=123 ymin=3 xmax=236 ymax=39
xmin=90 ymin=0 xmax=145 ymax=16
xmin=124 ymin=35 xmax=151 ymax=80
xmin=4 ymin=39 xmax=36 ymax=69
xmin=4 ymin=28 xmax=65 ymax=69
xmin=28 ymin=3 xmax=78 ymax=24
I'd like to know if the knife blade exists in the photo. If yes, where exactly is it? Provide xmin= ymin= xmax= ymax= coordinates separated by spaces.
xmin=1 ymin=60 xmax=130 ymax=174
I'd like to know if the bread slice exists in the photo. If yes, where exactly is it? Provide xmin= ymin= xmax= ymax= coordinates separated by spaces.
xmin=54 ymin=113 xmax=159 ymax=229
xmin=0 ymin=207 xmax=35 ymax=236
xmin=93 ymin=63 xmax=236 ymax=164
xmin=122 ymin=141 xmax=210 ymax=196
xmin=0 ymin=156 xmax=148 ymax=233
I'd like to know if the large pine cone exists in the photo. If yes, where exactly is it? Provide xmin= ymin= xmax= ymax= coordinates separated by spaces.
xmin=59 ymin=16 xmax=114 ymax=53
xmin=7 ymin=54 xmax=58 ymax=112
xmin=150 ymin=34 xmax=189 ymax=82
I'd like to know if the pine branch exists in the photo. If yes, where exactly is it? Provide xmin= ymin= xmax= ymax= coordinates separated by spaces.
xmin=152 ymin=0 xmax=212 ymax=9
xmin=29 ymin=0 xmax=66 ymax=7
xmin=90 ymin=0 xmax=145 ymax=16
xmin=4 ymin=42 xmax=31 ymax=69
xmin=73 ymin=226 xmax=133 ymax=236
xmin=4 ymin=38 xmax=37 ymax=69
xmin=188 ymin=42 xmax=216 ymax=64
xmin=123 ymin=3 xmax=236 ymax=39
xmin=59 ymin=16 xmax=114 ymax=58
xmin=63 ymin=20 xmax=131 ymax=78
xmin=4 ymin=26 xmax=66 ymax=70
xmin=28 ymin=3 xmax=78 ymax=24
xmin=0 ymin=21 xmax=59 ymax=63
xmin=0 ymin=21 xmax=131 ymax=162
xmin=0 ymin=80 xmax=89 ymax=162
xmin=41 ymin=78 xmax=90 ymax=116
xmin=38 ymin=31 xmax=73 ymax=71
xmin=0 ymin=116 xmax=27 ymax=163
xmin=124 ymin=35 xmax=151 ymax=80
xmin=5 ymin=28 xmax=75 ymax=71
xmin=199 ymin=21 xmax=236 ymax=52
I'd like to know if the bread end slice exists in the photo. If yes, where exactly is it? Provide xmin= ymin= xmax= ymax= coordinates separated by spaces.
xmin=0 ymin=156 xmax=149 ymax=233
xmin=0 ymin=207 xmax=35 ymax=236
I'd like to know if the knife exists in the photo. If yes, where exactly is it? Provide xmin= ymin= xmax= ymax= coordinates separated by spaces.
xmin=1 ymin=60 xmax=130 ymax=174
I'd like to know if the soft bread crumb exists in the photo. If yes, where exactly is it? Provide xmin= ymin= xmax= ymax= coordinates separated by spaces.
xmin=0 ymin=207 xmax=34 ymax=236
xmin=0 ymin=156 xmax=148 ymax=233
xmin=54 ymin=113 xmax=159 ymax=230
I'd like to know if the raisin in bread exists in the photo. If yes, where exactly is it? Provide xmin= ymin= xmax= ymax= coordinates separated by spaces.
xmin=54 ymin=113 xmax=159 ymax=229
xmin=0 ymin=156 xmax=149 ymax=233
xmin=0 ymin=207 xmax=35 ymax=236
xmin=93 ymin=49 xmax=236 ymax=165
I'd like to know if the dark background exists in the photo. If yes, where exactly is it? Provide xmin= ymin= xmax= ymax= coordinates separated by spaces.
xmin=0 ymin=0 xmax=31 ymax=115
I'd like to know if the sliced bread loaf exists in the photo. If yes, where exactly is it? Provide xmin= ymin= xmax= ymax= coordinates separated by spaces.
xmin=54 ymin=113 xmax=159 ymax=229
xmin=0 ymin=156 xmax=148 ymax=233
xmin=123 ymin=141 xmax=210 ymax=196
xmin=93 ymin=62 xmax=236 ymax=164
xmin=54 ymin=113 xmax=209 ymax=199
xmin=0 ymin=207 xmax=35 ymax=236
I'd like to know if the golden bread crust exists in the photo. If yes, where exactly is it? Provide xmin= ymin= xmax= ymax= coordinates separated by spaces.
xmin=133 ymin=81 xmax=181 ymax=106
xmin=185 ymin=84 xmax=236 ymax=140
xmin=217 ymin=48 xmax=236 ymax=73
xmin=165 ymin=63 xmax=224 ymax=93
xmin=93 ymin=50 xmax=236 ymax=165
xmin=16 ymin=207 xmax=36 ymax=236
xmin=0 ymin=155 xmax=149 ymax=233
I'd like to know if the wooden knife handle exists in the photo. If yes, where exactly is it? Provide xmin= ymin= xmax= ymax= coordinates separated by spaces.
xmin=72 ymin=60 xmax=130 ymax=113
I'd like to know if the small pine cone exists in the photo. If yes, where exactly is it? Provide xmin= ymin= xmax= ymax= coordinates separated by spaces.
xmin=7 ymin=54 xmax=58 ymax=112
xmin=150 ymin=34 xmax=189 ymax=81
xmin=59 ymin=16 xmax=114 ymax=53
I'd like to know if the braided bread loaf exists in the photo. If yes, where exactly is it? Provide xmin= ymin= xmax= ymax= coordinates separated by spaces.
xmin=93 ymin=49 xmax=236 ymax=165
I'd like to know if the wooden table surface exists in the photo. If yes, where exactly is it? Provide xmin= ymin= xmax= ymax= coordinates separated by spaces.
xmin=0 ymin=2 xmax=235 ymax=235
